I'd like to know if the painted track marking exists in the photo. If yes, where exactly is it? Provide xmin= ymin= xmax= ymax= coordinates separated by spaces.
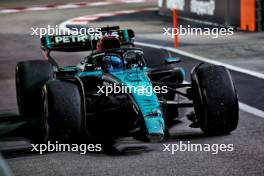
xmin=0 ymin=0 xmax=155 ymax=14
xmin=135 ymin=42 xmax=264 ymax=80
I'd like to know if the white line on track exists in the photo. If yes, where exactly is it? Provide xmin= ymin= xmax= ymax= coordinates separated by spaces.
xmin=135 ymin=42 xmax=264 ymax=79
xmin=239 ymin=102 xmax=264 ymax=119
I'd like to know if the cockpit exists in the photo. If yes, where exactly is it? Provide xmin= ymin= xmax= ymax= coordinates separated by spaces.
xmin=83 ymin=48 xmax=146 ymax=73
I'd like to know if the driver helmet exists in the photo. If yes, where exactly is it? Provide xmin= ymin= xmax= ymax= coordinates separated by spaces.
xmin=102 ymin=55 xmax=123 ymax=73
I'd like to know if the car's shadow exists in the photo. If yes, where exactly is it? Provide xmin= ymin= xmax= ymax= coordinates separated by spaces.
xmin=0 ymin=113 xmax=231 ymax=158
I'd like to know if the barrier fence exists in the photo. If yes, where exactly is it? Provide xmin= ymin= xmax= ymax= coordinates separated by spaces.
xmin=158 ymin=0 xmax=264 ymax=31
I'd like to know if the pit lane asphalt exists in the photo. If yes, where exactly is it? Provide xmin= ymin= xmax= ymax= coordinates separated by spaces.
xmin=0 ymin=2 xmax=264 ymax=176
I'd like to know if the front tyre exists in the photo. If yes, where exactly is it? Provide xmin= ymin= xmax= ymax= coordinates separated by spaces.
xmin=191 ymin=65 xmax=239 ymax=135
xmin=42 ymin=79 xmax=86 ymax=143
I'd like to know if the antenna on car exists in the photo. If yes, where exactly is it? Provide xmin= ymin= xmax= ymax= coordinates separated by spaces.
xmin=90 ymin=37 xmax=94 ymax=55
xmin=167 ymin=49 xmax=172 ymax=58
xmin=89 ymin=28 xmax=95 ymax=55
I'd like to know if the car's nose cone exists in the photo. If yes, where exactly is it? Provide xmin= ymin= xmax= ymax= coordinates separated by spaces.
xmin=147 ymin=133 xmax=164 ymax=142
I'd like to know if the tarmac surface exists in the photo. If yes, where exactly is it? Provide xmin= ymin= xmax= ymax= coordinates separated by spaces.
xmin=0 ymin=1 xmax=264 ymax=176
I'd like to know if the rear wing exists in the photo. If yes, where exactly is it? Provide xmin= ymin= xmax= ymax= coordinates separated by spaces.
xmin=41 ymin=26 xmax=135 ymax=52
xmin=41 ymin=35 xmax=93 ymax=52
xmin=101 ymin=26 xmax=135 ymax=46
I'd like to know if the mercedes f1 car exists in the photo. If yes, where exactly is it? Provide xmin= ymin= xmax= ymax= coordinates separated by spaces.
xmin=14 ymin=26 xmax=239 ymax=144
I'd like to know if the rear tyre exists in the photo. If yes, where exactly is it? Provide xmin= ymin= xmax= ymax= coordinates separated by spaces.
xmin=42 ymin=79 xmax=85 ymax=143
xmin=16 ymin=60 xmax=53 ymax=118
xmin=191 ymin=65 xmax=239 ymax=135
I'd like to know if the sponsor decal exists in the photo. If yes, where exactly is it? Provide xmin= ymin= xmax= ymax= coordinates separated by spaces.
xmin=166 ymin=0 xmax=215 ymax=16
xmin=190 ymin=0 xmax=215 ymax=16
xmin=158 ymin=0 xmax=163 ymax=7
xmin=166 ymin=0 xmax=185 ymax=10
xmin=54 ymin=35 xmax=89 ymax=43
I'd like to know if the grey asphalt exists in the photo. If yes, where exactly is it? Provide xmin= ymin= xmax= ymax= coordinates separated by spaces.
xmin=0 ymin=1 xmax=264 ymax=176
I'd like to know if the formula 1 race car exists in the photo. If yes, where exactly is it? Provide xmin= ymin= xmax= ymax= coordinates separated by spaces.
xmin=14 ymin=26 xmax=239 ymax=144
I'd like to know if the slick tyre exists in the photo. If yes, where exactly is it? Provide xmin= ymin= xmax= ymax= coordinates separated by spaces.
xmin=16 ymin=60 xmax=53 ymax=118
xmin=42 ymin=79 xmax=85 ymax=143
xmin=191 ymin=65 xmax=239 ymax=135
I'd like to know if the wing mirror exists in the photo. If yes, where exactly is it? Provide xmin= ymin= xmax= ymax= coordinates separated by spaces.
xmin=164 ymin=57 xmax=181 ymax=64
